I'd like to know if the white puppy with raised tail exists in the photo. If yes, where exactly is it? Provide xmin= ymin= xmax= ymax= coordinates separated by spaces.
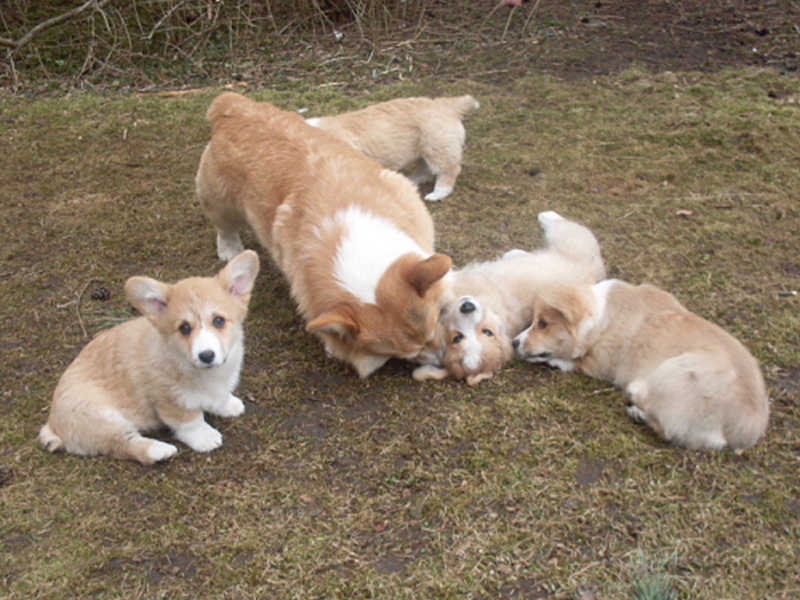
xmin=513 ymin=279 xmax=769 ymax=452
xmin=39 ymin=250 xmax=260 ymax=464
xmin=414 ymin=211 xmax=605 ymax=384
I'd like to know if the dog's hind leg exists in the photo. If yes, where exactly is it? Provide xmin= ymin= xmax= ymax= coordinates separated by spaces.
xmin=425 ymin=164 xmax=460 ymax=201
xmin=407 ymin=159 xmax=434 ymax=185
xmin=112 ymin=433 xmax=178 ymax=465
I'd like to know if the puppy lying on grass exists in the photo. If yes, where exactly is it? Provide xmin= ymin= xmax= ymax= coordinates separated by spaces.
xmin=414 ymin=211 xmax=606 ymax=384
xmin=514 ymin=279 xmax=769 ymax=451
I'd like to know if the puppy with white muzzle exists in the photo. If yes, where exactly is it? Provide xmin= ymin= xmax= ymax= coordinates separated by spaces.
xmin=39 ymin=250 xmax=260 ymax=464
xmin=414 ymin=211 xmax=606 ymax=384
xmin=513 ymin=279 xmax=770 ymax=451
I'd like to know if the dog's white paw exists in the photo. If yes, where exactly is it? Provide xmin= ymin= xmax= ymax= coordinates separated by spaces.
xmin=214 ymin=395 xmax=246 ymax=418
xmin=147 ymin=440 xmax=179 ymax=463
xmin=216 ymin=231 xmax=245 ymax=263
xmin=175 ymin=418 xmax=223 ymax=453
xmin=412 ymin=364 xmax=449 ymax=381
xmin=424 ymin=186 xmax=452 ymax=202
xmin=502 ymin=249 xmax=526 ymax=260
xmin=537 ymin=211 xmax=564 ymax=229
xmin=626 ymin=403 xmax=647 ymax=423
xmin=548 ymin=358 xmax=575 ymax=372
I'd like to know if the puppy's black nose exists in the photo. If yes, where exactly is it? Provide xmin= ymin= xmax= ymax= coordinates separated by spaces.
xmin=460 ymin=300 xmax=476 ymax=314
xmin=198 ymin=350 xmax=216 ymax=365
xmin=512 ymin=338 xmax=520 ymax=350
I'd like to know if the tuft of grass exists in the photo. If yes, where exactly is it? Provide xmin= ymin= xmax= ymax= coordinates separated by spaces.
xmin=627 ymin=551 xmax=678 ymax=600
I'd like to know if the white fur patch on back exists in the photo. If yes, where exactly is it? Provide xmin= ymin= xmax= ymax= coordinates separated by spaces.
xmin=305 ymin=117 xmax=321 ymax=127
xmin=330 ymin=206 xmax=427 ymax=304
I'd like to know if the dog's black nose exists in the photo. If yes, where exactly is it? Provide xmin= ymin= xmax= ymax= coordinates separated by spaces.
xmin=198 ymin=350 xmax=216 ymax=365
xmin=460 ymin=300 xmax=476 ymax=314
xmin=512 ymin=338 xmax=520 ymax=350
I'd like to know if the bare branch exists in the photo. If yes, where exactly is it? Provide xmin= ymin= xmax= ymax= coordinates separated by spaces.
xmin=0 ymin=0 xmax=113 ymax=50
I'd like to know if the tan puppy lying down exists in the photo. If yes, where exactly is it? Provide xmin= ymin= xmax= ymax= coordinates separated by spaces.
xmin=39 ymin=251 xmax=260 ymax=464
xmin=306 ymin=95 xmax=479 ymax=201
xmin=514 ymin=279 xmax=769 ymax=451
xmin=414 ymin=211 xmax=606 ymax=384
xmin=196 ymin=93 xmax=452 ymax=378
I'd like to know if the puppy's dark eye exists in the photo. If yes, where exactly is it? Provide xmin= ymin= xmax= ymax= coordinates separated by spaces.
xmin=179 ymin=322 xmax=192 ymax=336
xmin=482 ymin=328 xmax=494 ymax=337
xmin=537 ymin=318 xmax=548 ymax=330
xmin=452 ymin=333 xmax=464 ymax=344
xmin=212 ymin=316 xmax=226 ymax=329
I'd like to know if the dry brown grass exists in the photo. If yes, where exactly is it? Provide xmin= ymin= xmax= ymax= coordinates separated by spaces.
xmin=1 ymin=66 xmax=799 ymax=599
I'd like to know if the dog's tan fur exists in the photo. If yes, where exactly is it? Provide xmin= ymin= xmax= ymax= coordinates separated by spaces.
xmin=195 ymin=93 xmax=452 ymax=377
xmin=413 ymin=212 xmax=605 ymax=384
xmin=38 ymin=251 xmax=260 ymax=464
xmin=514 ymin=279 xmax=769 ymax=451
xmin=306 ymin=95 xmax=479 ymax=201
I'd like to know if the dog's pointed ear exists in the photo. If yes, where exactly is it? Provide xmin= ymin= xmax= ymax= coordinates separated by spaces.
xmin=218 ymin=250 xmax=260 ymax=301
xmin=306 ymin=305 xmax=360 ymax=339
xmin=538 ymin=284 xmax=588 ymax=325
xmin=404 ymin=253 xmax=452 ymax=298
xmin=125 ymin=277 xmax=171 ymax=317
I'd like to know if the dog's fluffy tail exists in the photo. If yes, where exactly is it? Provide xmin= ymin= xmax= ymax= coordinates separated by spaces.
xmin=39 ymin=423 xmax=64 ymax=453
xmin=447 ymin=95 xmax=480 ymax=118
xmin=538 ymin=211 xmax=606 ymax=281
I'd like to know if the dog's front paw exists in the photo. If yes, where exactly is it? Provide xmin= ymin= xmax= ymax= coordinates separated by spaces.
xmin=214 ymin=394 xmax=246 ymax=418
xmin=216 ymin=231 xmax=245 ymax=263
xmin=147 ymin=440 xmax=179 ymax=463
xmin=548 ymin=358 xmax=575 ymax=372
xmin=412 ymin=364 xmax=449 ymax=381
xmin=175 ymin=418 xmax=223 ymax=453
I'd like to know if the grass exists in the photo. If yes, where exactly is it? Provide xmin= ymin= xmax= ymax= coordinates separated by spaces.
xmin=1 ymin=66 xmax=800 ymax=599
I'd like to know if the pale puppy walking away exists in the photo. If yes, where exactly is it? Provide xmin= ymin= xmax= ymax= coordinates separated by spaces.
xmin=306 ymin=95 xmax=480 ymax=201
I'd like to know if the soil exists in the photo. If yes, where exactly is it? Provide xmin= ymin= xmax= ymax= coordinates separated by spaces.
xmin=484 ymin=0 xmax=800 ymax=79
xmin=288 ymin=0 xmax=800 ymax=89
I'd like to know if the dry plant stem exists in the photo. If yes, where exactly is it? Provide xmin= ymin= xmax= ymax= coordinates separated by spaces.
xmin=0 ymin=0 xmax=112 ymax=50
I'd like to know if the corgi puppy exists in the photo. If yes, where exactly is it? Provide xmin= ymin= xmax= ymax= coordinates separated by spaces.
xmin=38 ymin=251 xmax=260 ymax=464
xmin=414 ymin=211 xmax=606 ymax=384
xmin=513 ymin=279 xmax=769 ymax=451
xmin=195 ymin=93 xmax=452 ymax=378
xmin=306 ymin=95 xmax=479 ymax=201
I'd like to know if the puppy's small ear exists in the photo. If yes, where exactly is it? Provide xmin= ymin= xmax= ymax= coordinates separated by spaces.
xmin=125 ymin=277 xmax=170 ymax=317
xmin=405 ymin=253 xmax=452 ymax=298
xmin=306 ymin=306 xmax=360 ymax=339
xmin=538 ymin=284 xmax=590 ymax=326
xmin=219 ymin=250 xmax=260 ymax=300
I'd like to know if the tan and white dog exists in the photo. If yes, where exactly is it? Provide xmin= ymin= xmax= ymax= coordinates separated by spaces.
xmin=306 ymin=95 xmax=479 ymax=201
xmin=39 ymin=250 xmax=260 ymax=464
xmin=195 ymin=93 xmax=452 ymax=377
xmin=513 ymin=279 xmax=770 ymax=451
xmin=413 ymin=211 xmax=606 ymax=384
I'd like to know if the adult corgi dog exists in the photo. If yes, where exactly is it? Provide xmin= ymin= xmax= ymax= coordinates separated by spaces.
xmin=413 ymin=211 xmax=605 ymax=384
xmin=38 ymin=250 xmax=260 ymax=464
xmin=195 ymin=93 xmax=452 ymax=377
xmin=306 ymin=95 xmax=479 ymax=201
xmin=513 ymin=279 xmax=769 ymax=451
